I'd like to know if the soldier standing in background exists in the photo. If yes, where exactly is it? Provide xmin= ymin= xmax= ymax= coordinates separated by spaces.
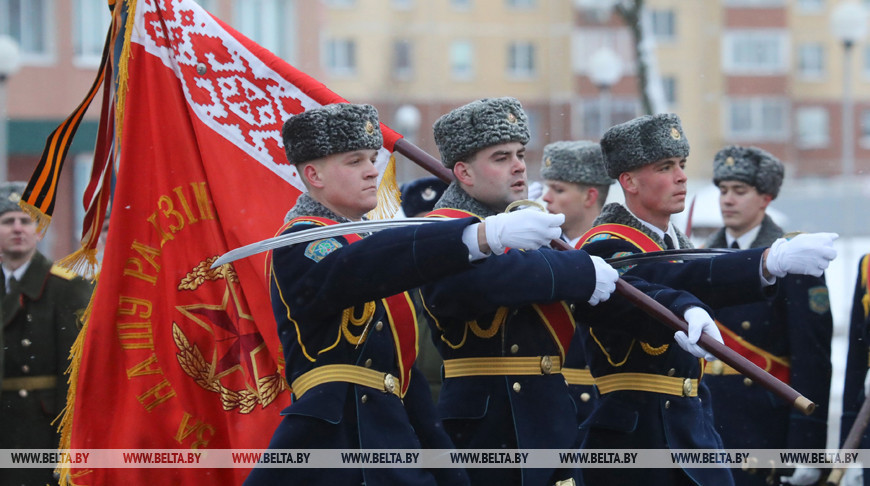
xmin=540 ymin=140 xmax=613 ymax=441
xmin=0 ymin=181 xmax=93 ymax=486
xmin=704 ymin=146 xmax=832 ymax=486
xmin=842 ymin=253 xmax=870 ymax=486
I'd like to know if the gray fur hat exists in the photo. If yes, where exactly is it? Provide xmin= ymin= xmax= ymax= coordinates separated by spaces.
xmin=600 ymin=113 xmax=690 ymax=178
xmin=282 ymin=103 xmax=383 ymax=165
xmin=433 ymin=97 xmax=530 ymax=168
xmin=0 ymin=181 xmax=27 ymax=216
xmin=712 ymin=145 xmax=784 ymax=198
xmin=540 ymin=141 xmax=613 ymax=186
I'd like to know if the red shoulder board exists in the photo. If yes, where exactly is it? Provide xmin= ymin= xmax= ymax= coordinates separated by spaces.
xmin=426 ymin=208 xmax=481 ymax=220
xmin=576 ymin=223 xmax=663 ymax=253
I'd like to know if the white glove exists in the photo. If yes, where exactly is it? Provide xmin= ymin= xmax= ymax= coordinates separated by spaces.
xmin=864 ymin=369 xmax=870 ymax=399
xmin=483 ymin=209 xmax=564 ymax=255
xmin=780 ymin=465 xmax=821 ymax=485
xmin=765 ymin=232 xmax=838 ymax=278
xmin=674 ymin=307 xmax=723 ymax=360
xmin=527 ymin=181 xmax=544 ymax=201
xmin=587 ymin=255 xmax=618 ymax=306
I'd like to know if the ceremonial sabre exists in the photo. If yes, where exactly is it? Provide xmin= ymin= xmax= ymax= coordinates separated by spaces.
xmin=210 ymin=218 xmax=440 ymax=268
xmin=825 ymin=392 xmax=870 ymax=485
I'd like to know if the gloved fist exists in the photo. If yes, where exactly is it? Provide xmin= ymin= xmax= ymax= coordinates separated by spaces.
xmin=587 ymin=255 xmax=618 ymax=306
xmin=483 ymin=209 xmax=564 ymax=255
xmin=765 ymin=232 xmax=838 ymax=278
xmin=674 ymin=307 xmax=723 ymax=360
xmin=780 ymin=465 xmax=821 ymax=485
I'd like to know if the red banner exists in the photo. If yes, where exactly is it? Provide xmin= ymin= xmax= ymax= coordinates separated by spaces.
xmin=54 ymin=1 xmax=402 ymax=484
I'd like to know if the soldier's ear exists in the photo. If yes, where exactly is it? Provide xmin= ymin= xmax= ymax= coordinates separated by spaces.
xmin=302 ymin=162 xmax=326 ymax=189
xmin=618 ymin=171 xmax=638 ymax=195
xmin=453 ymin=161 xmax=473 ymax=186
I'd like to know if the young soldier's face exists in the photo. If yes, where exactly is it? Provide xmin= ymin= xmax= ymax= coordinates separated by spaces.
xmin=542 ymin=180 xmax=594 ymax=233
xmin=311 ymin=149 xmax=380 ymax=220
xmin=455 ymin=142 xmax=527 ymax=212
xmin=717 ymin=180 xmax=771 ymax=235
xmin=0 ymin=210 xmax=41 ymax=261
xmin=626 ymin=156 xmax=688 ymax=217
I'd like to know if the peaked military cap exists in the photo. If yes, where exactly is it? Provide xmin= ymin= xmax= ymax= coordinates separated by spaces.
xmin=713 ymin=145 xmax=785 ymax=199
xmin=600 ymin=113 xmax=690 ymax=179
xmin=400 ymin=177 xmax=449 ymax=217
xmin=282 ymin=103 xmax=383 ymax=165
xmin=0 ymin=181 xmax=27 ymax=216
xmin=433 ymin=97 xmax=530 ymax=168
xmin=540 ymin=141 xmax=613 ymax=186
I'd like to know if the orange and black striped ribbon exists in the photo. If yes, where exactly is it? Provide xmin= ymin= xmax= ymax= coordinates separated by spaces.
xmin=20 ymin=13 xmax=115 ymax=231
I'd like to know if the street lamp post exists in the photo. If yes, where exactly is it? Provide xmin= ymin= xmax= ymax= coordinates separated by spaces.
xmin=394 ymin=104 xmax=422 ymax=182
xmin=0 ymin=36 xmax=21 ymax=184
xmin=589 ymin=47 xmax=623 ymax=135
xmin=830 ymin=1 xmax=868 ymax=179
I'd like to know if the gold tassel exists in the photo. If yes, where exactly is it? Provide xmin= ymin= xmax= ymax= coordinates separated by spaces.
xmin=115 ymin=0 xmax=137 ymax=140
xmin=54 ymin=290 xmax=93 ymax=486
xmin=365 ymin=154 xmax=402 ymax=221
xmin=18 ymin=200 xmax=52 ymax=236
xmin=56 ymin=248 xmax=99 ymax=281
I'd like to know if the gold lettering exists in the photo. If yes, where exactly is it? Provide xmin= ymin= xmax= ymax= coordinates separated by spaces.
xmin=122 ymin=240 xmax=162 ymax=284
xmin=147 ymin=212 xmax=175 ymax=247
xmin=137 ymin=378 xmax=176 ymax=412
xmin=190 ymin=182 xmax=215 ymax=221
xmin=175 ymin=412 xmax=216 ymax=449
xmin=117 ymin=322 xmax=154 ymax=350
xmin=159 ymin=194 xmax=185 ymax=234
xmin=118 ymin=296 xmax=153 ymax=318
xmin=126 ymin=353 xmax=162 ymax=378
xmin=172 ymin=186 xmax=198 ymax=225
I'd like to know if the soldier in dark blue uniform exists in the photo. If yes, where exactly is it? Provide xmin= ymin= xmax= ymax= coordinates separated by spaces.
xmin=0 ymin=181 xmax=93 ymax=486
xmin=540 ymin=141 xmax=614 ymax=438
xmin=243 ymin=103 xmax=566 ymax=486
xmin=574 ymin=114 xmax=838 ymax=486
xmin=420 ymin=98 xmax=728 ymax=486
xmin=842 ymin=253 xmax=870 ymax=485
xmin=704 ymin=146 xmax=832 ymax=486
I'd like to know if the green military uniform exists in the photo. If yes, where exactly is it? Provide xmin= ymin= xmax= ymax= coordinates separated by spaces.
xmin=1 ymin=250 xmax=92 ymax=485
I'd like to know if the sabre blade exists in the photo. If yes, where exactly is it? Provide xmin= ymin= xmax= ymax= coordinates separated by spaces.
xmin=211 ymin=217 xmax=440 ymax=268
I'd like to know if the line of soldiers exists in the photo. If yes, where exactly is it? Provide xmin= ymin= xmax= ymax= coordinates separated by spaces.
xmin=247 ymin=97 xmax=852 ymax=486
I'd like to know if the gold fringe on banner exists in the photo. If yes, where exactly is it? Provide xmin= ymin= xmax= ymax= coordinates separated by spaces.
xmin=54 ymin=295 xmax=92 ymax=486
xmin=114 ymin=0 xmax=138 ymax=140
xmin=18 ymin=200 xmax=53 ymax=236
xmin=366 ymin=154 xmax=402 ymax=221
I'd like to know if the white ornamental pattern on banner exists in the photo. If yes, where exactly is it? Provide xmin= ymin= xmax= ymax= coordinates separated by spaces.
xmin=130 ymin=0 xmax=392 ymax=190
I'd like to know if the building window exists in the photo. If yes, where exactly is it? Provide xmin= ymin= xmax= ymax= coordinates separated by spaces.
xmin=506 ymin=0 xmax=535 ymax=8
xmin=649 ymin=9 xmax=676 ymax=42
xmin=795 ymin=107 xmax=829 ymax=148
xmin=662 ymin=76 xmax=677 ymax=106
xmin=324 ymin=38 xmax=356 ymax=75
xmin=235 ymin=0 xmax=296 ymax=61
xmin=507 ymin=42 xmax=536 ymax=78
xmin=581 ymin=98 xmax=639 ymax=139
xmin=725 ymin=98 xmax=789 ymax=141
xmin=73 ymin=0 xmax=111 ymax=67
xmin=323 ymin=0 xmax=356 ymax=7
xmin=722 ymin=31 xmax=789 ymax=75
xmin=797 ymin=43 xmax=825 ymax=79
xmin=860 ymin=109 xmax=870 ymax=147
xmin=191 ymin=0 xmax=216 ymax=12
xmin=0 ymin=0 xmax=54 ymax=63
xmin=451 ymin=0 xmax=472 ymax=9
xmin=450 ymin=40 xmax=474 ymax=80
xmin=723 ymin=0 xmax=785 ymax=6
xmin=392 ymin=39 xmax=413 ymax=80
xmin=797 ymin=0 xmax=824 ymax=12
